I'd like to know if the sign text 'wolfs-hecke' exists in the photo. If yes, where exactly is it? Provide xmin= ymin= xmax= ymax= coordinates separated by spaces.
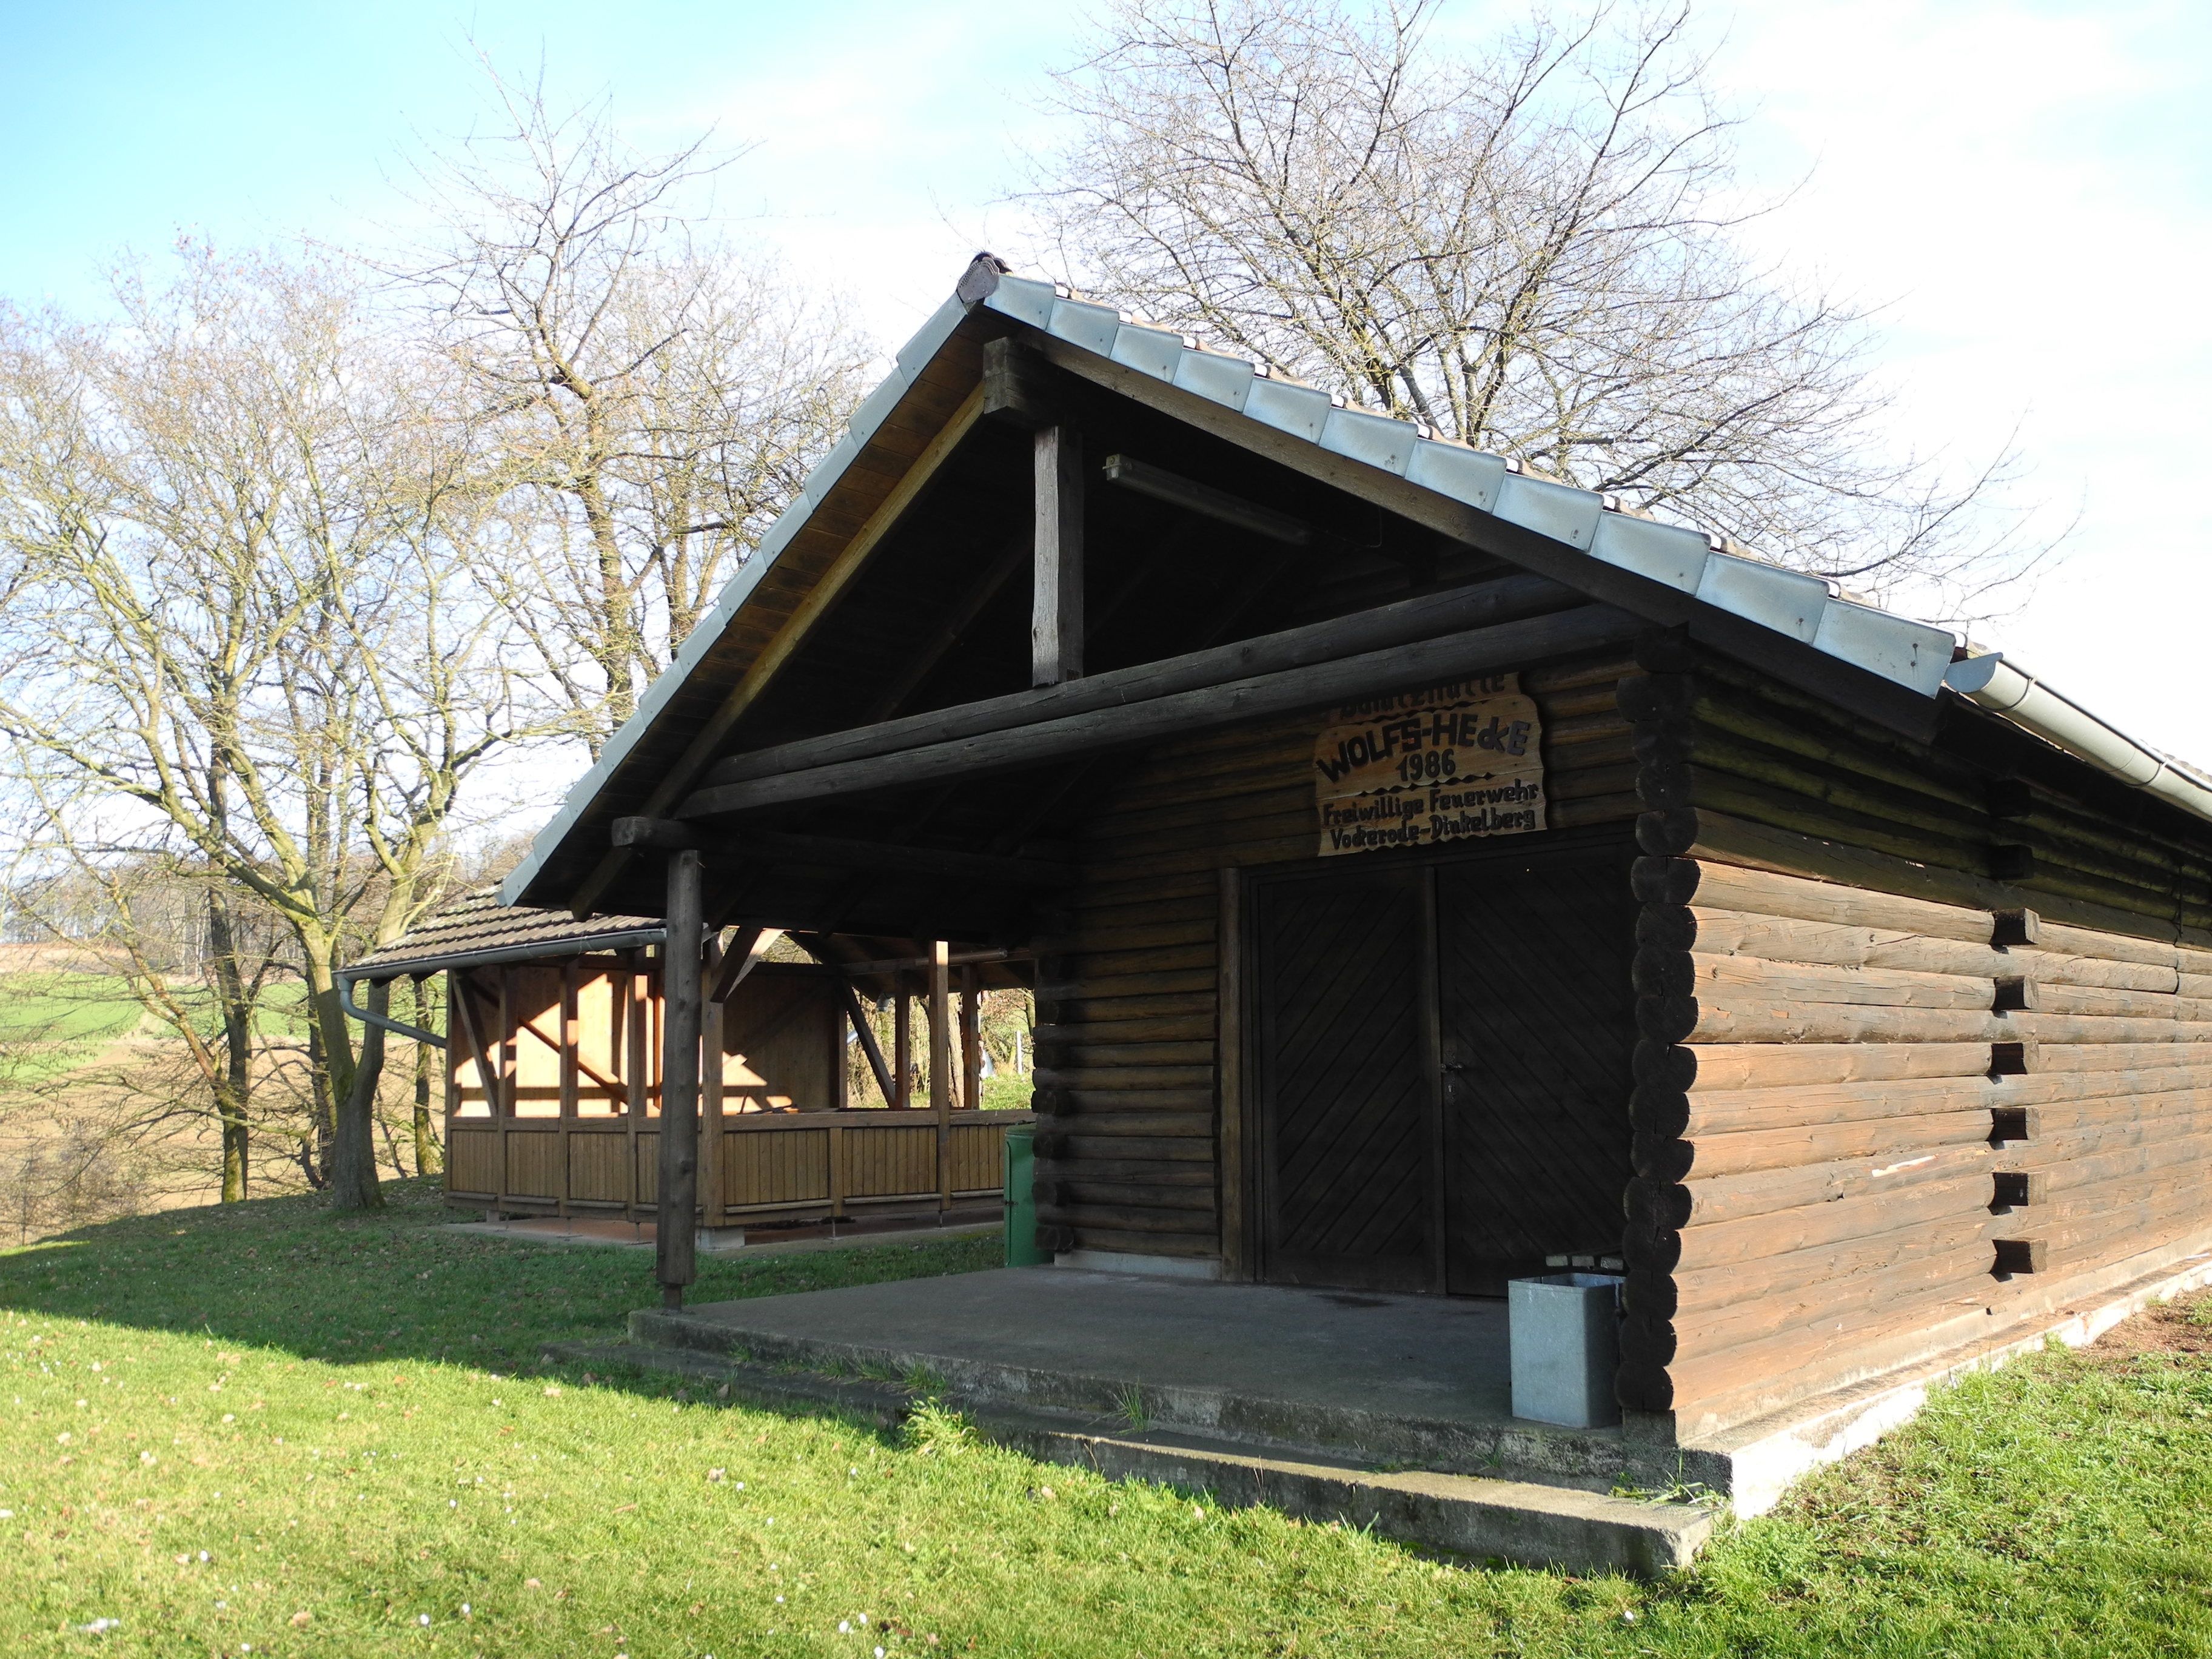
xmin=1313 ymin=675 xmax=1546 ymax=857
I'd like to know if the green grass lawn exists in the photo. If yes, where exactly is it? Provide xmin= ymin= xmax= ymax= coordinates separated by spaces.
xmin=4 ymin=1182 xmax=2211 ymax=1657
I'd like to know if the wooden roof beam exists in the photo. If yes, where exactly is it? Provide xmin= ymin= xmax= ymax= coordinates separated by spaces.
xmin=695 ymin=569 xmax=1577 ymax=796
xmin=677 ymin=601 xmax=1635 ymax=820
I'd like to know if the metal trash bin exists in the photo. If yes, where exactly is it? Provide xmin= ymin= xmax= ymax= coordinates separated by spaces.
xmin=1507 ymin=1272 xmax=1623 ymax=1427
xmin=1002 ymin=1125 xmax=1048 ymax=1267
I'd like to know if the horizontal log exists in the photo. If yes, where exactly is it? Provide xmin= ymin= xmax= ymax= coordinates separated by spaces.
xmin=1037 ymin=1091 xmax=1216 ymax=1122
xmin=1047 ymin=1180 xmax=1219 ymax=1213
xmin=1643 ymin=1108 xmax=1990 ymax=1182
xmin=1552 ymin=791 xmax=1642 ymax=829
xmin=1036 ymin=1157 xmax=1215 ymax=1185
xmin=1035 ymin=973 xmax=1218 ymax=1006
xmin=1033 ymin=1065 xmax=1215 ymax=1091
xmin=1060 ymin=1224 xmax=1221 ymax=1259
xmin=1040 ymin=943 xmax=1216 ymax=979
xmin=1999 ymin=1041 xmax=2212 ymax=1074
xmin=1533 ymin=653 xmax=1638 ymax=697
xmin=1654 ymin=908 xmax=2017 ymax=977
xmin=1684 ymin=811 xmax=2207 ymax=942
xmin=1671 ymin=1172 xmax=1994 ymax=1274
xmin=1034 ymin=1039 xmax=1215 ymax=1068
xmin=1654 ymin=1210 xmax=1994 ymax=1320
xmin=1656 ymin=994 xmax=2002 ymax=1046
xmin=1684 ymin=951 xmax=1996 ymax=1011
xmin=1654 ymin=1272 xmax=2001 ymax=1413
xmin=1674 ymin=908 xmax=2196 ymax=997
xmin=1031 ymin=917 xmax=1216 ymax=956
xmin=2033 ymin=983 xmax=2186 ymax=1021
xmin=1644 ymin=1073 xmax=2000 ymax=1138
xmin=1034 ymin=991 xmax=1212 ymax=1027
xmin=2006 ymin=1104 xmax=2212 ymax=1165
xmin=2026 ymin=1128 xmax=2212 ymax=1195
xmin=683 ymin=604 xmax=1637 ymax=817
xmin=2040 ymin=1182 xmax=2212 ymax=1241
xmin=1043 ymin=1134 xmax=1217 ymax=1164
xmin=704 ymin=572 xmax=1583 ymax=788
xmin=1033 ymin=1017 xmax=1215 ymax=1047
xmin=1667 ymin=1041 xmax=1997 ymax=1090
xmin=1644 ymin=1241 xmax=1994 ymax=1359
xmin=1640 ymin=858 xmax=1992 ymax=943
xmin=1037 ymin=1202 xmax=1219 ymax=1238
xmin=1680 ymin=1141 xmax=1993 ymax=1229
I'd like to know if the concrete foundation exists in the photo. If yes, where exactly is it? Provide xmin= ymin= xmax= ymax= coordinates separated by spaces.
xmin=560 ymin=1245 xmax=2212 ymax=1573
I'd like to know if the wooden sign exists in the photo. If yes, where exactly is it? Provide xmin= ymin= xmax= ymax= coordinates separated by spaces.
xmin=1314 ymin=674 xmax=1546 ymax=857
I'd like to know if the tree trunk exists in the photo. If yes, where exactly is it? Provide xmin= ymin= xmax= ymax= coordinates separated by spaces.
xmin=206 ymin=890 xmax=255 ymax=1202
xmin=329 ymin=977 xmax=387 ymax=1212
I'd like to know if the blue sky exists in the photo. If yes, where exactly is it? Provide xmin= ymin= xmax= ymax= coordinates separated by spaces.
xmin=6 ymin=0 xmax=2210 ymax=766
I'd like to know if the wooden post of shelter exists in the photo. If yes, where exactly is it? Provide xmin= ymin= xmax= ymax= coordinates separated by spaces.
xmin=931 ymin=940 xmax=953 ymax=1211
xmin=960 ymin=963 xmax=983 ymax=1116
xmin=657 ymin=848 xmax=705 ymax=1307
xmin=624 ymin=950 xmax=648 ymax=1224
xmin=699 ymin=934 xmax=726 ymax=1236
xmin=893 ymin=974 xmax=913 ymax=1110
xmin=557 ymin=961 xmax=579 ymax=1219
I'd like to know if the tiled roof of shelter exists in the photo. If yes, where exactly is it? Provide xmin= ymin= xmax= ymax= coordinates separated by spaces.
xmin=351 ymin=886 xmax=665 ymax=979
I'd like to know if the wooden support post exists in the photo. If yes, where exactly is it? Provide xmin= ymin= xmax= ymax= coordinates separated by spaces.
xmin=931 ymin=940 xmax=953 ymax=1210
xmin=625 ymin=953 xmax=647 ymax=1222
xmin=1217 ymin=866 xmax=1248 ymax=1281
xmin=700 ymin=938 xmax=726 ymax=1227
xmin=557 ymin=962 xmax=579 ymax=1219
xmin=657 ymin=850 xmax=705 ymax=1307
xmin=960 ymin=964 xmax=983 ymax=1115
xmin=1031 ymin=424 xmax=1084 ymax=686
xmin=893 ymin=974 xmax=913 ymax=1110
xmin=495 ymin=970 xmax=514 ymax=1218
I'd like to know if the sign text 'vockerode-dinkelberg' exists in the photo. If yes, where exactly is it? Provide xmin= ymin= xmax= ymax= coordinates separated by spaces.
xmin=1313 ymin=674 xmax=1546 ymax=857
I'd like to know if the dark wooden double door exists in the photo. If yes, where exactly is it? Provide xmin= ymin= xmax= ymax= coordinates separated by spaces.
xmin=1248 ymin=831 xmax=1637 ymax=1296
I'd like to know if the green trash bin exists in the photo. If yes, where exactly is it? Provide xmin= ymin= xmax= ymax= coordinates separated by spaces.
xmin=1003 ymin=1125 xmax=1048 ymax=1267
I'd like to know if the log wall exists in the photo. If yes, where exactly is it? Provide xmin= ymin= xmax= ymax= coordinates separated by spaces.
xmin=1623 ymin=633 xmax=2212 ymax=1435
xmin=1031 ymin=646 xmax=1642 ymax=1259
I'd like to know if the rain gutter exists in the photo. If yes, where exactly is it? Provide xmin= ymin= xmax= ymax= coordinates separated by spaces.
xmin=1943 ymin=652 xmax=2212 ymax=825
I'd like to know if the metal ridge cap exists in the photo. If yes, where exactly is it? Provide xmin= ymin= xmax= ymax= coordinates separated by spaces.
xmin=988 ymin=266 xmax=1970 ymax=698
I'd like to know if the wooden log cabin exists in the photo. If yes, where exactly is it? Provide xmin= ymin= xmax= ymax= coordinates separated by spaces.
xmin=344 ymin=888 xmax=1032 ymax=1236
xmin=465 ymin=252 xmax=2212 ymax=1441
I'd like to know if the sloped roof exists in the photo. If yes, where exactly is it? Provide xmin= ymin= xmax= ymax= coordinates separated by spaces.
xmin=352 ymin=886 xmax=665 ymax=979
xmin=503 ymin=256 xmax=2212 ymax=911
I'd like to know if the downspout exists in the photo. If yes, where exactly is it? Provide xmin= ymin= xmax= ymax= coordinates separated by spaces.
xmin=1943 ymin=652 xmax=2212 ymax=823
xmin=338 ymin=968 xmax=447 ymax=1048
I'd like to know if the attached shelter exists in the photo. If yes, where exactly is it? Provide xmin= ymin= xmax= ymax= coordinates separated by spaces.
xmin=480 ymin=253 xmax=2212 ymax=1447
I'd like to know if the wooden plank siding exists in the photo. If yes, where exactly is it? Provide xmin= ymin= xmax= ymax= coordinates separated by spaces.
xmin=1621 ymin=633 xmax=2212 ymax=1435
xmin=1031 ymin=647 xmax=1644 ymax=1261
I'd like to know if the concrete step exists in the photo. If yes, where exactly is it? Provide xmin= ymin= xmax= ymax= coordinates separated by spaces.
xmin=623 ymin=1303 xmax=1713 ymax=1497
xmin=543 ymin=1338 xmax=1717 ymax=1576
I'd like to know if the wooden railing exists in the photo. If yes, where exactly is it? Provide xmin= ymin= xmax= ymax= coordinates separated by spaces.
xmin=446 ymin=1108 xmax=1031 ymax=1225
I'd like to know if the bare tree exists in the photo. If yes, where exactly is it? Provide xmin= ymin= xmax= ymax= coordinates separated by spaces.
xmin=1025 ymin=0 xmax=2046 ymax=605
xmin=0 ymin=243 xmax=549 ymax=1210
xmin=404 ymin=74 xmax=875 ymax=751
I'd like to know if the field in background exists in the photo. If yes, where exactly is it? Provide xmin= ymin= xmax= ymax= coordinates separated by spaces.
xmin=2 ymin=1182 xmax=2210 ymax=1655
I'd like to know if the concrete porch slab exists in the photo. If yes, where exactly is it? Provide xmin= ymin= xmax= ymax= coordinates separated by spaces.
xmin=631 ymin=1265 xmax=1720 ymax=1494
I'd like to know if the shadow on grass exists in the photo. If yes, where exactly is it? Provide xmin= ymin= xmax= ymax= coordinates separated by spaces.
xmin=0 ymin=1175 xmax=1000 ymax=1418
